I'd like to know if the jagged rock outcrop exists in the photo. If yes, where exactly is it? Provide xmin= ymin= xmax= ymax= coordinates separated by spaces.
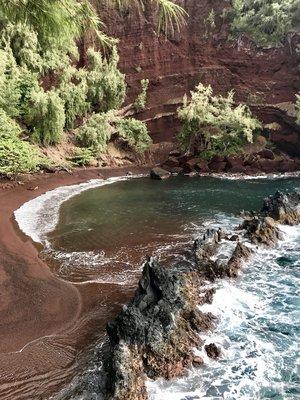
xmin=106 ymin=258 xmax=214 ymax=399
xmin=262 ymin=191 xmax=300 ymax=225
xmin=104 ymin=191 xmax=300 ymax=399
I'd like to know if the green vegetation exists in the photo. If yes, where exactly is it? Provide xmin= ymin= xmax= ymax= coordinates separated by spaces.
xmin=0 ymin=110 xmax=41 ymax=177
xmin=68 ymin=147 xmax=95 ymax=167
xmin=1 ymin=0 xmax=185 ymax=177
xmin=296 ymin=94 xmax=300 ymax=125
xmin=134 ymin=79 xmax=149 ymax=112
xmin=178 ymin=83 xmax=262 ymax=159
xmin=76 ymin=111 xmax=152 ymax=154
xmin=104 ymin=0 xmax=187 ymax=36
xmin=227 ymin=0 xmax=299 ymax=46
xmin=25 ymin=88 xmax=66 ymax=145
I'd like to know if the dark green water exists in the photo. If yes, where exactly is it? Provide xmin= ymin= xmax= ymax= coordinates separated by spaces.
xmin=49 ymin=175 xmax=299 ymax=262
xmin=45 ymin=175 xmax=299 ymax=400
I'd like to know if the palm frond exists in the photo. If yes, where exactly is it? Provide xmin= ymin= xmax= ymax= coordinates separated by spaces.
xmin=155 ymin=0 xmax=188 ymax=37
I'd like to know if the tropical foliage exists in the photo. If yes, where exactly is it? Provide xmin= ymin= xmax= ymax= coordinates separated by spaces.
xmin=134 ymin=79 xmax=149 ymax=112
xmin=0 ymin=0 xmax=186 ymax=176
xmin=76 ymin=111 xmax=152 ymax=154
xmin=227 ymin=0 xmax=299 ymax=45
xmin=0 ymin=110 xmax=41 ymax=176
xmin=178 ymin=83 xmax=262 ymax=159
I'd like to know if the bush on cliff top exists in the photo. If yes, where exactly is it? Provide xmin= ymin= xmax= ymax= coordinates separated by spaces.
xmin=178 ymin=83 xmax=262 ymax=159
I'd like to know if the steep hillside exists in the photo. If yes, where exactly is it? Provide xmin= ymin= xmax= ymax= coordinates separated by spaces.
xmin=97 ymin=0 xmax=300 ymax=155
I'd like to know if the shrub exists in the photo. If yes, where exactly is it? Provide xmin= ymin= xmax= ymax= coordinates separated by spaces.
xmin=178 ymin=83 xmax=262 ymax=158
xmin=0 ymin=109 xmax=22 ymax=138
xmin=227 ymin=0 xmax=299 ymax=46
xmin=86 ymin=47 xmax=126 ymax=112
xmin=59 ymin=76 xmax=90 ymax=130
xmin=25 ymin=88 xmax=65 ymax=145
xmin=76 ymin=112 xmax=152 ymax=154
xmin=76 ymin=112 xmax=113 ymax=153
xmin=134 ymin=79 xmax=149 ymax=112
xmin=68 ymin=147 xmax=95 ymax=166
xmin=114 ymin=117 xmax=152 ymax=152
xmin=0 ymin=49 xmax=21 ymax=117
xmin=0 ymin=110 xmax=41 ymax=176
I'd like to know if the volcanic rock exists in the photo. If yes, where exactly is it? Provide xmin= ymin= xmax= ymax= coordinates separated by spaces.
xmin=262 ymin=191 xmax=300 ymax=225
xmin=258 ymin=149 xmax=275 ymax=160
xmin=205 ymin=343 xmax=221 ymax=359
xmin=192 ymin=356 xmax=204 ymax=367
xmin=150 ymin=167 xmax=171 ymax=180
xmin=227 ymin=243 xmax=253 ymax=277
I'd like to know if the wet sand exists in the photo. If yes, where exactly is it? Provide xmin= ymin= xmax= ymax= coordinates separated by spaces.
xmin=0 ymin=166 xmax=150 ymax=399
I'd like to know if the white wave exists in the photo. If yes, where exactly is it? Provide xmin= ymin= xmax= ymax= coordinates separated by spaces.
xmin=198 ymin=171 xmax=300 ymax=181
xmin=147 ymin=223 xmax=300 ymax=400
xmin=14 ymin=174 xmax=144 ymax=244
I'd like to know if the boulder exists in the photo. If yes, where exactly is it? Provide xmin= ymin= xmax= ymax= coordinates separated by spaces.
xmin=262 ymin=191 xmax=300 ymax=225
xmin=259 ymin=159 xmax=281 ymax=173
xmin=205 ymin=343 xmax=221 ymax=359
xmin=227 ymin=243 xmax=253 ymax=277
xmin=164 ymin=156 xmax=180 ymax=168
xmin=169 ymin=149 xmax=181 ymax=157
xmin=241 ymin=216 xmax=281 ymax=246
xmin=194 ymin=161 xmax=209 ymax=173
xmin=161 ymin=165 xmax=184 ymax=174
xmin=226 ymin=155 xmax=244 ymax=170
xmin=228 ymin=165 xmax=246 ymax=174
xmin=192 ymin=356 xmax=204 ymax=368
xmin=183 ymin=158 xmax=201 ymax=173
xmin=208 ymin=161 xmax=227 ymax=172
xmin=258 ymin=149 xmax=275 ymax=160
xmin=277 ymin=160 xmax=297 ymax=173
xmin=150 ymin=167 xmax=171 ymax=180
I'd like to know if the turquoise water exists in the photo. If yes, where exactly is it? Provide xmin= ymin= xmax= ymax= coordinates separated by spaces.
xmin=45 ymin=175 xmax=300 ymax=399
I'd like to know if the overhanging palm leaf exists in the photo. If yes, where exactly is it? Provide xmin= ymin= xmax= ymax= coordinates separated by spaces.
xmin=155 ymin=0 xmax=188 ymax=36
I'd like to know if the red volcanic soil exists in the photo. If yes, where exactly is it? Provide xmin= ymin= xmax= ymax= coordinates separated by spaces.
xmin=90 ymin=0 xmax=299 ymax=154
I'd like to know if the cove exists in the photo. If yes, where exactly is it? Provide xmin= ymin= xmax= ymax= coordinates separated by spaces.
xmin=41 ymin=175 xmax=300 ymax=399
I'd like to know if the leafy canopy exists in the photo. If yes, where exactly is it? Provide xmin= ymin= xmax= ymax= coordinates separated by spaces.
xmin=178 ymin=83 xmax=262 ymax=158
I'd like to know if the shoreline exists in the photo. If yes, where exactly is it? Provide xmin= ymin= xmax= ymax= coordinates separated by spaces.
xmin=0 ymin=167 xmax=298 ymax=399
xmin=0 ymin=165 xmax=150 ymax=399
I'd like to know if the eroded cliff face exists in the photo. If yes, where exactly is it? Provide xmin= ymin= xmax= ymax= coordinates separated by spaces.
xmin=95 ymin=0 xmax=300 ymax=155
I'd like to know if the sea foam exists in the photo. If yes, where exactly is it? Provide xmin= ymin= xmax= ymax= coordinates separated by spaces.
xmin=14 ymin=175 xmax=143 ymax=244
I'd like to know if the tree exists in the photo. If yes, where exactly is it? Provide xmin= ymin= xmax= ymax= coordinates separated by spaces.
xmin=177 ymin=83 xmax=262 ymax=158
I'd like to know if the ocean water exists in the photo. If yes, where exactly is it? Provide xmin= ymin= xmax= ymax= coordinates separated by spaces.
xmin=14 ymin=174 xmax=300 ymax=399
